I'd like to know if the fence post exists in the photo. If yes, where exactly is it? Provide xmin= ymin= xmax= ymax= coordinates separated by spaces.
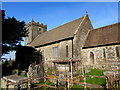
xmin=84 ymin=76 xmax=86 ymax=88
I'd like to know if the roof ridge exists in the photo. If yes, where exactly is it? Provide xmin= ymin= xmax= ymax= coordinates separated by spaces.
xmin=84 ymin=22 xmax=119 ymax=48
xmin=94 ymin=22 xmax=119 ymax=30
xmin=48 ymin=16 xmax=85 ymax=31
xmin=74 ymin=14 xmax=88 ymax=35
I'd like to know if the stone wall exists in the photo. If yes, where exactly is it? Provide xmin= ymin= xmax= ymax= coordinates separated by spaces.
xmin=26 ymin=25 xmax=33 ymax=44
xmin=26 ymin=21 xmax=47 ymax=45
xmin=34 ymin=14 xmax=94 ymax=71
xmin=1 ymin=75 xmax=28 ymax=89
xmin=81 ymin=45 xmax=120 ymax=70
xmin=73 ymin=14 xmax=93 ymax=59
xmin=36 ymin=39 xmax=73 ymax=67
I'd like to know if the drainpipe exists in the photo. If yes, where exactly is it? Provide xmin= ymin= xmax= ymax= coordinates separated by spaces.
xmin=72 ymin=39 xmax=73 ymax=58
xmin=70 ymin=59 xmax=73 ymax=80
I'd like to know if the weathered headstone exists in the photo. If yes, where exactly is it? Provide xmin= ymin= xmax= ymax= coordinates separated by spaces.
xmin=27 ymin=62 xmax=44 ymax=84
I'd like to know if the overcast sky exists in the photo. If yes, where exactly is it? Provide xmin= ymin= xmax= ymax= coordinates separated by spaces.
xmin=2 ymin=2 xmax=119 ymax=60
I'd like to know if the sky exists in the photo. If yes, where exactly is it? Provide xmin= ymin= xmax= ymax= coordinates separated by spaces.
xmin=1 ymin=2 xmax=119 ymax=60
xmin=1 ymin=0 xmax=120 ymax=2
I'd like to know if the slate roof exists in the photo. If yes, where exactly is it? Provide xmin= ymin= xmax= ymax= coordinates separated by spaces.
xmin=30 ymin=16 xmax=85 ymax=47
xmin=83 ymin=23 xmax=120 ymax=48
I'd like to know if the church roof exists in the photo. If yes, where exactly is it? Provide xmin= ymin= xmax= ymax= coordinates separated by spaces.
xmin=30 ymin=16 xmax=85 ymax=47
xmin=83 ymin=23 xmax=120 ymax=48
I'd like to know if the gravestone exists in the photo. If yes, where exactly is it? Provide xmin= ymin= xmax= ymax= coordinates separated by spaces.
xmin=27 ymin=63 xmax=44 ymax=84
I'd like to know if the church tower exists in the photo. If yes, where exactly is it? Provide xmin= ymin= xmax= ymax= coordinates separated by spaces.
xmin=26 ymin=19 xmax=47 ymax=45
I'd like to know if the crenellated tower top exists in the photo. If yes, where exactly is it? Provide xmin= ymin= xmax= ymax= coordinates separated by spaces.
xmin=26 ymin=19 xmax=47 ymax=45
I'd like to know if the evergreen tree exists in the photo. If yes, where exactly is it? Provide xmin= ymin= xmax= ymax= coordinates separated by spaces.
xmin=2 ymin=10 xmax=28 ymax=54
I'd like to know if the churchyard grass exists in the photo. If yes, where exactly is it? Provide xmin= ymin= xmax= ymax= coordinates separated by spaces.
xmin=72 ymin=83 xmax=84 ymax=88
xmin=85 ymin=69 xmax=106 ymax=76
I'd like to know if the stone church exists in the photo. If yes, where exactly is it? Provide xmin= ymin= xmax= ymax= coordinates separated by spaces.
xmin=26 ymin=13 xmax=120 ymax=72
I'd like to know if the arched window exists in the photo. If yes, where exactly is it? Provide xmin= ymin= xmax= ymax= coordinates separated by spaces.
xmin=66 ymin=45 xmax=68 ymax=57
xmin=90 ymin=52 xmax=95 ymax=64
xmin=116 ymin=47 xmax=119 ymax=57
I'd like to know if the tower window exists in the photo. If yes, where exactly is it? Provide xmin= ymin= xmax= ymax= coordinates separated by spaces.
xmin=38 ymin=27 xmax=42 ymax=31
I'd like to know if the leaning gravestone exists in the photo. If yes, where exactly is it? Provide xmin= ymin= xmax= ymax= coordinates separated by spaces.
xmin=27 ymin=64 xmax=38 ymax=83
xmin=27 ymin=63 xmax=44 ymax=84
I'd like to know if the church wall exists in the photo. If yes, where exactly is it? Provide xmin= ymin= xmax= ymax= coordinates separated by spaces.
xmin=32 ymin=25 xmax=41 ymax=40
xmin=81 ymin=45 xmax=120 ymax=70
xmin=26 ymin=21 xmax=47 ymax=45
xmin=36 ymin=39 xmax=73 ymax=67
xmin=26 ymin=18 xmax=120 ymax=74
xmin=26 ymin=25 xmax=33 ymax=44
xmin=73 ymin=15 xmax=93 ymax=59
xmin=31 ymin=25 xmax=46 ymax=41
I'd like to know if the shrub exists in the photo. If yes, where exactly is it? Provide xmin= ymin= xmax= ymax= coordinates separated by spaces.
xmin=21 ymin=74 xmax=27 ymax=77
xmin=79 ymin=79 xmax=84 ymax=82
